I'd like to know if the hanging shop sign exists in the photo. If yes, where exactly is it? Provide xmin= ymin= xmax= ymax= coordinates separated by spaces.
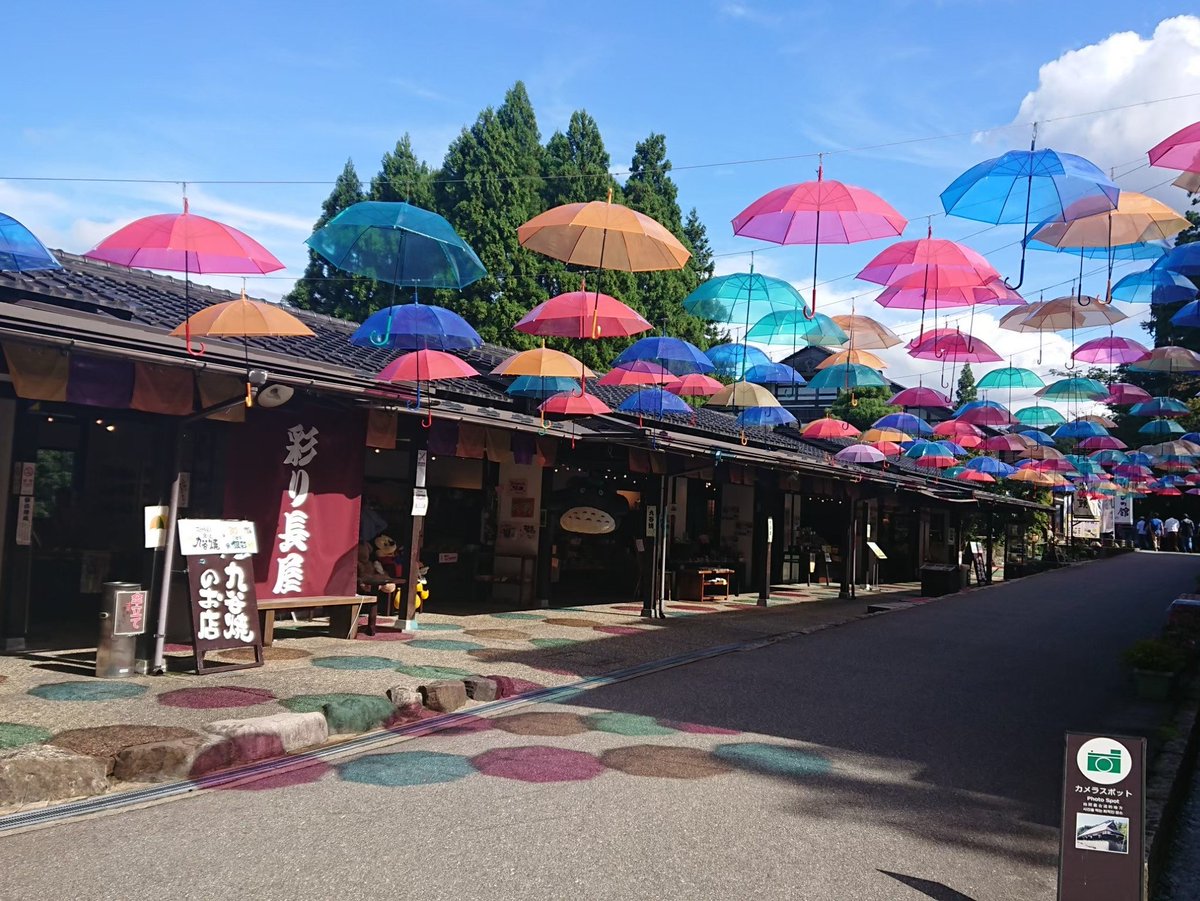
xmin=177 ymin=519 xmax=258 ymax=556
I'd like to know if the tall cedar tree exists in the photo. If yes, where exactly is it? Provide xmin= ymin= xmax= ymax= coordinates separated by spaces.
xmin=956 ymin=363 xmax=978 ymax=405
xmin=435 ymin=82 xmax=547 ymax=347
xmin=285 ymin=159 xmax=372 ymax=318
xmin=827 ymin=386 xmax=899 ymax=431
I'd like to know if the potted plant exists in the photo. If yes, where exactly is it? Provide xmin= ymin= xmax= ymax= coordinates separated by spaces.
xmin=1122 ymin=639 xmax=1189 ymax=700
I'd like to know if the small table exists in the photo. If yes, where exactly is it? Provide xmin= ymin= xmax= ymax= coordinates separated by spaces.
xmin=676 ymin=568 xmax=734 ymax=602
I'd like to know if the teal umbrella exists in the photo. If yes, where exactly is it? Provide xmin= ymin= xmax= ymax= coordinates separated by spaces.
xmin=1014 ymin=405 xmax=1066 ymax=428
xmin=977 ymin=367 xmax=1044 ymax=390
xmin=682 ymin=272 xmax=808 ymax=323
xmin=1139 ymin=418 xmax=1186 ymax=438
xmin=1037 ymin=377 xmax=1108 ymax=402
xmin=746 ymin=311 xmax=849 ymax=347
xmin=806 ymin=362 xmax=887 ymax=391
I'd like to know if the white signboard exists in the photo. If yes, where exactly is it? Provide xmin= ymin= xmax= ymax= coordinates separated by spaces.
xmin=645 ymin=505 xmax=658 ymax=537
xmin=15 ymin=495 xmax=33 ymax=546
xmin=416 ymin=450 xmax=428 ymax=489
xmin=17 ymin=462 xmax=35 ymax=497
xmin=177 ymin=519 xmax=259 ymax=556
xmin=144 ymin=505 xmax=169 ymax=549
xmin=411 ymin=487 xmax=429 ymax=516
xmin=1071 ymin=493 xmax=1099 ymax=521
xmin=1114 ymin=493 xmax=1133 ymax=526
xmin=1100 ymin=498 xmax=1115 ymax=535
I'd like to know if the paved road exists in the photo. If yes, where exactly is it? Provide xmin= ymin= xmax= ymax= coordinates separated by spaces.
xmin=4 ymin=552 xmax=1198 ymax=901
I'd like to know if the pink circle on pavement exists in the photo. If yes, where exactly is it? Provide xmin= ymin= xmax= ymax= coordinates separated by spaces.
xmin=158 ymin=686 xmax=276 ymax=709
xmin=471 ymin=746 xmax=605 ymax=783
xmin=593 ymin=625 xmax=647 ymax=636
xmin=658 ymin=719 xmax=742 ymax=735
xmin=668 ymin=604 xmax=715 ymax=612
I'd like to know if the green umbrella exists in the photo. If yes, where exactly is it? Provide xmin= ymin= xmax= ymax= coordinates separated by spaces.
xmin=1036 ymin=376 xmax=1108 ymax=402
xmin=977 ymin=367 xmax=1044 ymax=390
xmin=1014 ymin=405 xmax=1066 ymax=428
xmin=806 ymin=362 xmax=887 ymax=391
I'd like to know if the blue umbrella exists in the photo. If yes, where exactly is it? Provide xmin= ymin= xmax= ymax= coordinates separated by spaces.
xmin=506 ymin=376 xmax=580 ymax=399
xmin=744 ymin=362 xmax=806 ymax=386
xmin=612 ymin=336 xmax=714 ymax=376
xmin=966 ymin=457 xmax=1016 ymax=476
xmin=940 ymin=147 xmax=1119 ymax=288
xmin=0 ymin=213 xmax=62 ymax=272
xmin=736 ymin=406 xmax=797 ymax=428
xmin=954 ymin=399 xmax=1010 ymax=418
xmin=1130 ymin=397 xmax=1190 ymax=417
xmin=307 ymin=201 xmax=486 ymax=289
xmin=350 ymin=303 xmax=482 ymax=351
xmin=1026 ymin=240 xmax=1165 ymax=262
xmin=1139 ymin=418 xmax=1185 ymax=438
xmin=1112 ymin=268 xmax=1198 ymax=305
xmin=617 ymin=387 xmax=691 ymax=416
xmin=1170 ymin=301 xmax=1200 ymax=328
xmin=1014 ymin=405 xmax=1066 ymax=428
xmin=1065 ymin=455 xmax=1103 ymax=476
xmin=1053 ymin=421 xmax=1108 ymax=440
xmin=1089 ymin=450 xmax=1128 ymax=466
xmin=806 ymin=362 xmax=887 ymax=391
xmin=746 ymin=311 xmax=849 ymax=347
xmin=1183 ymin=432 xmax=1200 ymax=444
xmin=682 ymin=272 xmax=807 ymax=324
xmin=873 ymin=412 xmax=933 ymax=436
xmin=1158 ymin=243 xmax=1200 ymax=276
xmin=705 ymin=342 xmax=771 ymax=379
xmin=1016 ymin=428 xmax=1056 ymax=447
xmin=1126 ymin=452 xmax=1154 ymax=467
xmin=935 ymin=440 xmax=967 ymax=456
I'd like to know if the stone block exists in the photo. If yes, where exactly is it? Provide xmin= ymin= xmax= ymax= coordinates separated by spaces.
xmin=464 ymin=677 xmax=498 ymax=702
xmin=188 ymin=733 xmax=286 ymax=779
xmin=419 ymin=680 xmax=467 ymax=713
xmin=386 ymin=703 xmax=440 ymax=728
xmin=0 ymin=745 xmax=108 ymax=805
xmin=387 ymin=685 xmax=423 ymax=708
xmin=113 ymin=736 xmax=207 ymax=783
xmin=321 ymin=696 xmax=395 ymax=734
xmin=205 ymin=711 xmax=328 ymax=754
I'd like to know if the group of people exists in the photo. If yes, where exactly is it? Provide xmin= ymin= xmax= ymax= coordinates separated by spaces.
xmin=1135 ymin=513 xmax=1196 ymax=552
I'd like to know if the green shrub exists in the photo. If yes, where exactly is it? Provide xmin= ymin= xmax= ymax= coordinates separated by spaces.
xmin=1123 ymin=638 xmax=1189 ymax=673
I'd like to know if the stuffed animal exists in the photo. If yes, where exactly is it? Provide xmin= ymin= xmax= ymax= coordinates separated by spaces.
xmin=372 ymin=534 xmax=401 ymax=579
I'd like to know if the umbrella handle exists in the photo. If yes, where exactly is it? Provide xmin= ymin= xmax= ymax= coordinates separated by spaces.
xmin=184 ymin=322 xmax=206 ymax=357
xmin=421 ymin=407 xmax=433 ymax=429
xmin=739 ymin=429 xmax=748 ymax=446
xmin=368 ymin=330 xmax=392 ymax=347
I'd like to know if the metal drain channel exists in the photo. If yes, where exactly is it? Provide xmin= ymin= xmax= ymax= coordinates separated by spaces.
xmin=0 ymin=628 xmax=807 ymax=835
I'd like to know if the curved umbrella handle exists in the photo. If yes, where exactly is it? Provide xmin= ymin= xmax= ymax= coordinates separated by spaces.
xmin=739 ymin=429 xmax=748 ymax=446
xmin=368 ymin=330 xmax=392 ymax=347
xmin=421 ymin=407 xmax=433 ymax=429
xmin=184 ymin=323 xmax=206 ymax=357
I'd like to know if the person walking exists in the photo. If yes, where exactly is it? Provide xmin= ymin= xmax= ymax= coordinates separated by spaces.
xmin=1165 ymin=515 xmax=1181 ymax=552
xmin=1150 ymin=514 xmax=1165 ymax=551
xmin=1181 ymin=514 xmax=1195 ymax=553
xmin=1135 ymin=516 xmax=1148 ymax=550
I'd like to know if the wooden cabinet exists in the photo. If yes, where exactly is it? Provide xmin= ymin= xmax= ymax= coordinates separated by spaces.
xmin=676 ymin=567 xmax=734 ymax=602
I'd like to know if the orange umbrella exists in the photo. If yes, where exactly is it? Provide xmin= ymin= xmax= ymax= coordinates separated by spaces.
xmin=861 ymin=427 xmax=911 ymax=443
xmin=817 ymin=348 xmax=888 ymax=370
xmin=492 ymin=347 xmax=596 ymax=379
xmin=829 ymin=314 xmax=902 ymax=349
xmin=1008 ymin=468 xmax=1054 ymax=486
xmin=170 ymin=292 xmax=314 ymax=338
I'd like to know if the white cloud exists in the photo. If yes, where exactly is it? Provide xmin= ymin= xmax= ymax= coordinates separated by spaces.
xmin=717 ymin=2 xmax=780 ymax=25
xmin=1010 ymin=16 xmax=1200 ymax=203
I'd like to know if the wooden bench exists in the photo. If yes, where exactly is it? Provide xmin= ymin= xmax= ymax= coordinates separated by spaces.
xmin=257 ymin=596 xmax=374 ymax=646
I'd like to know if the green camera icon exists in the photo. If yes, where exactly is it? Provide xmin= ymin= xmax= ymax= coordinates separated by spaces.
xmin=1086 ymin=750 xmax=1122 ymax=774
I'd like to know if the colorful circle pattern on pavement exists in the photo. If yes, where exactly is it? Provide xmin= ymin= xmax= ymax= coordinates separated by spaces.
xmin=658 ymin=719 xmax=741 ymax=735
xmin=409 ymin=622 xmax=464 ymax=632
xmin=593 ymin=625 xmax=647 ymax=636
xmin=0 ymin=722 xmax=51 ymax=749
xmin=712 ymin=742 xmax=833 ymax=778
xmin=491 ymin=612 xmax=544 ymax=621
xmin=464 ymin=629 xmax=532 ymax=640
xmin=157 ymin=686 xmax=277 ymax=709
xmin=529 ymin=638 xmax=579 ymax=649
xmin=471 ymin=745 xmax=606 ymax=783
xmin=494 ymin=712 xmax=590 ymax=736
xmin=394 ymin=664 xmax=475 ymax=681
xmin=27 ymin=681 xmax=148 ymax=702
xmin=311 ymin=655 xmax=400 ymax=671
xmin=220 ymin=761 xmax=332 ymax=792
xmin=600 ymin=745 xmax=734 ymax=779
xmin=280 ymin=693 xmax=382 ymax=715
xmin=585 ymin=712 xmax=676 ymax=737
xmin=406 ymin=639 xmax=482 ymax=652
xmin=339 ymin=750 xmax=476 ymax=787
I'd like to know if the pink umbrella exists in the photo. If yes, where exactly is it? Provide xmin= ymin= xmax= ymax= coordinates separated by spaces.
xmin=907 ymin=329 xmax=1003 ymax=363
xmin=889 ymin=386 xmax=952 ymax=408
xmin=539 ymin=391 xmax=611 ymax=416
xmin=834 ymin=444 xmax=885 ymax=464
xmin=802 ymin=417 xmax=861 ymax=439
xmin=1071 ymin=336 xmax=1150 ymax=365
xmin=1078 ymin=435 xmax=1127 ymax=451
xmin=982 ymin=434 xmax=1028 ymax=453
xmin=377 ymin=349 xmax=477 ymax=382
xmin=933 ymin=419 xmax=984 ymax=438
xmin=874 ymin=277 xmax=1025 ymax=310
xmin=515 ymin=287 xmax=651 ymax=339
xmin=956 ymin=469 xmax=996 ymax=483
xmin=1104 ymin=382 xmax=1153 ymax=405
xmin=957 ymin=434 xmax=984 ymax=450
xmin=666 ymin=373 xmax=724 ymax=397
xmin=858 ymin=236 xmax=998 ymax=288
xmin=913 ymin=454 xmax=956 ymax=469
xmin=869 ymin=440 xmax=903 ymax=457
xmin=732 ymin=162 xmax=906 ymax=314
xmin=1148 ymin=121 xmax=1200 ymax=173
xmin=597 ymin=361 xmax=676 ymax=386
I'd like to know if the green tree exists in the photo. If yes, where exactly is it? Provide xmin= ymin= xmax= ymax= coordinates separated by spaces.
xmin=956 ymin=363 xmax=978 ymax=406
xmin=369 ymin=135 xmax=435 ymax=209
xmin=827 ymin=386 xmax=899 ymax=431
xmin=285 ymin=159 xmax=373 ymax=319
xmin=435 ymin=82 xmax=547 ymax=346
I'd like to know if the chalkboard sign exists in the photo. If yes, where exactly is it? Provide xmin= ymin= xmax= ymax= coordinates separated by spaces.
xmin=969 ymin=541 xmax=987 ymax=584
xmin=186 ymin=553 xmax=263 ymax=674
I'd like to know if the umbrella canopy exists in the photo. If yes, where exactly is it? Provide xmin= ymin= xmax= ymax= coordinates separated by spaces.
xmin=351 ymin=304 xmax=482 ymax=351
xmin=1090 ymin=449 xmax=1129 ymax=465
xmin=1129 ymin=346 xmax=1200 ymax=373
xmin=817 ymin=348 xmax=887 ymax=370
xmin=518 ymin=198 xmax=690 ymax=271
xmin=706 ymin=343 xmax=771 ymax=380
xmin=869 ymin=440 xmax=904 ymax=457
xmin=1026 ymin=444 xmax=1066 ymax=461
xmin=746 ymin=311 xmax=849 ymax=346
xmin=935 ymin=440 xmax=967 ymax=457
xmin=875 ymin=278 xmax=1025 ymax=310
xmin=1171 ymin=300 xmax=1200 ymax=328
xmin=377 ymin=349 xmax=477 ymax=383
xmin=1015 ymin=405 xmax=1066 ymax=427
xmin=618 ymin=387 xmax=692 ymax=416
xmin=959 ymin=405 xmax=1014 ymax=428
xmin=507 ymin=376 xmax=580 ymax=399
xmin=682 ymin=272 xmax=808 ymax=323
xmin=597 ymin=361 xmax=677 ymax=386
xmin=907 ymin=330 xmax=1002 ymax=363
xmin=834 ymin=444 xmax=885 ymax=464
xmin=709 ymin=381 xmax=782 ymax=408
xmin=492 ymin=348 xmax=595 ymax=379
xmin=1053 ymin=420 xmax=1108 ymax=440
xmin=957 ymin=469 xmax=996 ymax=483
xmin=1080 ymin=414 xmax=1116 ymax=427
xmin=982 ymin=434 xmax=1030 ymax=453
xmin=1007 ymin=468 xmax=1055 ymax=486
xmin=806 ymin=362 xmax=888 ymax=391
xmin=0 ymin=213 xmax=62 ymax=272
xmin=857 ymin=237 xmax=998 ymax=288
xmin=1104 ymin=382 xmax=1153 ymax=405
xmin=1148 ymin=120 xmax=1200 ymax=173
xmin=515 ymin=290 xmax=651 ymax=340
xmin=1079 ymin=435 xmax=1127 ymax=451
xmin=1140 ymin=441 xmax=1200 ymax=457
xmin=830 ymin=314 xmax=902 ymax=349
xmin=1139 ymin=418 xmax=1186 ymax=438
xmin=306 ymin=201 xmax=484 ymax=288
xmin=1037 ymin=377 xmax=1108 ymax=402
xmin=539 ymin=391 xmax=612 ymax=417
xmin=977 ymin=366 xmax=1044 ymax=390
xmin=1130 ymin=397 xmax=1191 ymax=418
xmin=861 ymin=427 xmax=911 ymax=443
xmin=613 ymin=336 xmax=714 ymax=376
xmin=1071 ymin=336 xmax=1149 ymax=365
xmin=1018 ymin=296 xmax=1127 ymax=331
xmin=873 ymin=412 xmax=933 ymax=436
xmin=1157 ymin=243 xmax=1200 ymax=276
xmin=744 ymin=362 xmax=807 ymax=386
xmin=803 ymin=417 xmax=861 ymax=439
xmin=1017 ymin=428 xmax=1056 ymax=447
xmin=1030 ymin=191 xmax=1189 ymax=250
xmin=905 ymin=441 xmax=956 ymax=468
xmin=998 ymin=303 xmax=1047 ymax=333
xmin=1112 ymin=268 xmax=1198 ymax=305
xmin=966 ymin=456 xmax=1016 ymax=476
xmin=889 ymin=386 xmax=952 ymax=408
xmin=666 ymin=373 xmax=725 ymax=398
xmin=933 ymin=419 xmax=984 ymax=438
xmin=170 ymin=294 xmax=314 ymax=338
xmin=736 ymin=406 xmax=798 ymax=428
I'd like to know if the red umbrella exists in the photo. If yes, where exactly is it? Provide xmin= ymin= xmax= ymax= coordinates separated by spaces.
xmin=956 ymin=469 xmax=995 ymax=483
xmin=1078 ymin=435 xmax=1127 ymax=451
xmin=958 ymin=435 xmax=984 ymax=450
xmin=889 ymin=386 xmax=952 ymax=408
xmin=913 ymin=454 xmax=956 ymax=469
xmin=801 ymin=417 xmax=861 ymax=439
xmin=597 ymin=361 xmax=677 ymax=386
xmin=932 ymin=419 xmax=984 ymax=438
xmin=515 ymin=287 xmax=651 ymax=339
xmin=84 ymin=199 xmax=285 ymax=355
xmin=962 ymin=406 xmax=1015 ymax=427
xmin=907 ymin=329 xmax=1002 ymax=363
xmin=1148 ymin=121 xmax=1200 ymax=173
xmin=539 ymin=391 xmax=611 ymax=416
xmin=869 ymin=440 xmax=903 ymax=457
xmin=982 ymin=434 xmax=1028 ymax=452
xmin=376 ymin=349 xmax=477 ymax=382
xmin=666 ymin=373 xmax=724 ymax=397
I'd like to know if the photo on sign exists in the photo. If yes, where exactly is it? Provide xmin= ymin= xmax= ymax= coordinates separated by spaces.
xmin=1075 ymin=813 xmax=1129 ymax=855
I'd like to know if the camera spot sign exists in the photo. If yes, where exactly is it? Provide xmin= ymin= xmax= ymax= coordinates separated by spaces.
xmin=1076 ymin=736 xmax=1131 ymax=786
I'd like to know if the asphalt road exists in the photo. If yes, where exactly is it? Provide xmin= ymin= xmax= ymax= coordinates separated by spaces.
xmin=4 ymin=552 xmax=1198 ymax=901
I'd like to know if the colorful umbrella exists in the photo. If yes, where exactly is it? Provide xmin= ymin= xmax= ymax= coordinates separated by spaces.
xmin=966 ymin=456 xmax=1016 ymax=476
xmin=874 ymin=279 xmax=1025 ymax=310
xmin=1078 ymin=436 xmax=1126 ymax=451
xmin=982 ymin=434 xmax=1030 ymax=453
xmin=817 ymin=348 xmax=887 ymax=370
xmin=1157 ymin=244 xmax=1200 ymax=276
xmin=933 ymin=419 xmax=984 ymax=438
xmin=515 ymin=289 xmax=651 ymax=340
xmin=806 ymin=362 xmax=888 ymax=391
xmin=1139 ymin=418 xmax=1186 ymax=438
xmin=957 ymin=469 xmax=996 ymax=483
xmin=1026 ymin=444 xmax=1066 ymax=461
xmin=171 ymin=293 xmax=314 ymax=339
xmin=0 ymin=212 xmax=62 ymax=272
xmin=507 ymin=376 xmax=581 ymax=399
xmin=1014 ymin=405 xmax=1066 ymax=427
xmin=709 ymin=381 xmax=782 ymax=408
xmin=834 ymin=444 xmax=885 ymax=464
xmin=1129 ymin=346 xmax=1200 ymax=374
xmin=873 ymin=412 xmax=933 ymax=436
xmin=744 ymin=362 xmax=807 ymax=386
xmin=1130 ymin=397 xmax=1190 ymax=418
xmin=857 ymin=236 xmax=998 ymax=288
xmin=1053 ymin=420 xmax=1108 ymax=440
xmin=1104 ymin=383 xmax=1153 ymax=405
xmin=869 ymin=440 xmax=904 ymax=457
xmin=1030 ymin=191 xmax=1188 ymax=252
xmin=977 ymin=367 xmax=1044 ymax=389
xmin=830 ymin=314 xmax=902 ymax=349
xmin=1016 ymin=428 xmax=1056 ymax=447
xmin=804 ymin=417 xmax=861 ymax=439
xmin=907 ymin=330 xmax=1002 ymax=363
xmin=666 ymin=373 xmax=724 ymax=398
xmin=1071 ymin=336 xmax=1149 ymax=365
xmin=935 ymin=440 xmax=967 ymax=456
xmin=1007 ymin=468 xmax=1054 ymax=486
xmin=706 ymin=342 xmax=771 ymax=380
xmin=539 ymin=391 xmax=611 ymax=417
xmin=1089 ymin=449 xmax=1129 ymax=465
xmin=940 ymin=145 xmax=1119 ymax=288
xmin=1078 ymin=413 xmax=1117 ymax=427
xmin=732 ymin=163 xmax=906 ymax=313
xmin=745 ymin=311 xmax=849 ymax=346
xmin=1148 ymin=120 xmax=1200 ymax=173
xmin=597 ymin=361 xmax=677 ymax=386
xmin=1018 ymin=296 xmax=1126 ymax=331
xmin=1170 ymin=301 xmax=1200 ymax=328
xmin=351 ymin=304 xmax=482 ymax=351
xmin=1037 ymin=377 xmax=1108 ymax=402
xmin=377 ymin=349 xmax=478 ymax=383
xmin=1111 ymin=268 xmax=1198 ymax=305
xmin=861 ymin=427 xmax=911 ymax=443
xmin=1140 ymin=441 xmax=1200 ymax=458
xmin=612 ymin=336 xmax=714 ymax=376
xmin=682 ymin=271 xmax=808 ymax=323
xmin=889 ymin=386 xmax=952 ymax=408
xmin=958 ymin=404 xmax=1014 ymax=428
xmin=618 ymin=387 xmax=692 ymax=416
xmin=736 ymin=406 xmax=797 ymax=428
xmin=492 ymin=347 xmax=596 ymax=379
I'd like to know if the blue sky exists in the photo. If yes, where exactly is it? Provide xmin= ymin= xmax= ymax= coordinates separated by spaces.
xmin=3 ymin=1 xmax=1199 ymax=391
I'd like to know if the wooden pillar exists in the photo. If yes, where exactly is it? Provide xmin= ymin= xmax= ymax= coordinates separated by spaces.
xmin=535 ymin=466 xmax=554 ymax=608
xmin=758 ymin=512 xmax=772 ymax=607
xmin=400 ymin=446 xmax=427 ymax=629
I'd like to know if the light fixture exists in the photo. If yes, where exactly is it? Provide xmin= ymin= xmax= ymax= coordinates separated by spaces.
xmin=105 ymin=424 xmax=116 ymax=432
xmin=255 ymin=384 xmax=294 ymax=409
xmin=46 ymin=417 xmax=54 ymax=423
xmin=95 ymin=419 xmax=103 ymax=425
